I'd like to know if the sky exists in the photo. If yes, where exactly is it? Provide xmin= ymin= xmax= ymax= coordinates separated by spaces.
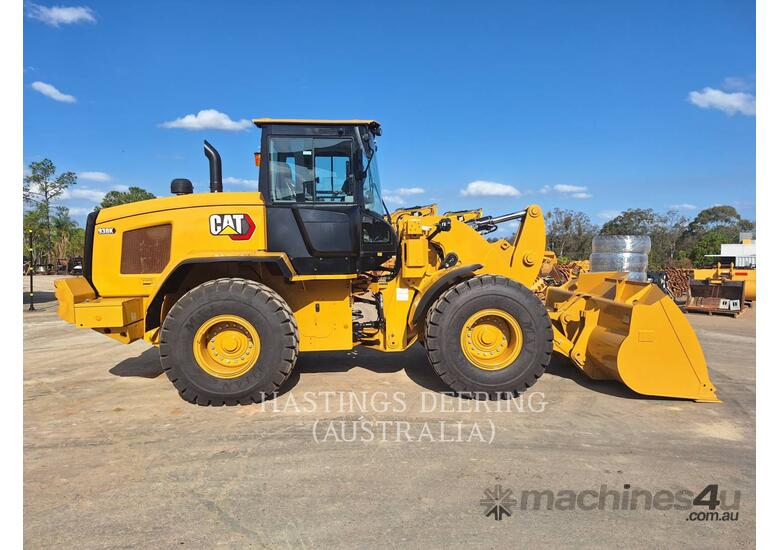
xmin=23 ymin=1 xmax=756 ymax=235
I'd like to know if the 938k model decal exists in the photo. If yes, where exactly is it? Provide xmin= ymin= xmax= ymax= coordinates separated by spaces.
xmin=209 ymin=213 xmax=256 ymax=241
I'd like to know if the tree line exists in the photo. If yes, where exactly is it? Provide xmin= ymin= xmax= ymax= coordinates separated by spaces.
xmin=545 ymin=206 xmax=755 ymax=269
xmin=23 ymin=158 xmax=155 ymax=267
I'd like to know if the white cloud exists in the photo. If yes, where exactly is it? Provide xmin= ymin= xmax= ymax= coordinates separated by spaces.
xmin=111 ymin=184 xmax=129 ymax=192
xmin=460 ymin=180 xmax=522 ymax=197
xmin=78 ymin=171 xmax=111 ymax=182
xmin=61 ymin=187 xmax=106 ymax=202
xmin=26 ymin=4 xmax=96 ymax=26
xmin=383 ymin=194 xmax=404 ymax=205
xmin=552 ymin=183 xmax=592 ymax=199
xmin=668 ymin=203 xmax=697 ymax=211
xmin=538 ymin=185 xmax=551 ymax=194
xmin=31 ymin=81 xmax=76 ymax=103
xmin=687 ymin=87 xmax=755 ymax=116
xmin=160 ymin=109 xmax=252 ymax=131
xmin=224 ymin=176 xmax=256 ymax=188
xmin=553 ymin=184 xmax=587 ymax=193
xmin=598 ymin=210 xmax=620 ymax=221
xmin=65 ymin=206 xmax=96 ymax=217
xmin=395 ymin=187 xmax=425 ymax=196
xmin=722 ymin=76 xmax=754 ymax=92
xmin=383 ymin=187 xmax=425 ymax=204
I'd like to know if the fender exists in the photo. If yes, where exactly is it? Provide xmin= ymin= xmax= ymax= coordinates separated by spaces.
xmin=410 ymin=263 xmax=483 ymax=326
xmin=145 ymin=255 xmax=293 ymax=331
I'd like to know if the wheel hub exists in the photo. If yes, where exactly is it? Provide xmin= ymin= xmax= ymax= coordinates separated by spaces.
xmin=193 ymin=315 xmax=261 ymax=378
xmin=460 ymin=309 xmax=523 ymax=371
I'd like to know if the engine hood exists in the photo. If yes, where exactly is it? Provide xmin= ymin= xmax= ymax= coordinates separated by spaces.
xmin=96 ymin=192 xmax=264 ymax=223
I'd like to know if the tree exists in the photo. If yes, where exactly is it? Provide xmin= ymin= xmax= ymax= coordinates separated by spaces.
xmin=600 ymin=208 xmax=659 ymax=235
xmin=545 ymin=208 xmax=597 ymax=260
xmin=23 ymin=159 xmax=77 ymax=264
xmin=685 ymin=205 xmax=741 ymax=235
xmin=23 ymin=205 xmax=50 ymax=266
xmin=51 ymin=207 xmax=79 ymax=260
xmin=689 ymin=228 xmax=734 ymax=266
xmin=600 ymin=208 xmax=690 ymax=269
xmin=67 ymin=227 xmax=86 ymax=257
xmin=677 ymin=205 xmax=756 ymax=266
xmin=98 ymin=186 xmax=155 ymax=209
xmin=657 ymin=210 xmax=689 ymax=265
xmin=24 ymin=206 xmax=84 ymax=268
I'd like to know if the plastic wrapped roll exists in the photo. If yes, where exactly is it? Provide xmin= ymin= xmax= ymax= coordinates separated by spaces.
xmin=626 ymin=272 xmax=648 ymax=282
xmin=591 ymin=235 xmax=652 ymax=254
xmin=589 ymin=252 xmax=649 ymax=273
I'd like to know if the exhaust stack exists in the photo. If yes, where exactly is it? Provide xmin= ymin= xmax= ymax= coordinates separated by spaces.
xmin=203 ymin=140 xmax=223 ymax=193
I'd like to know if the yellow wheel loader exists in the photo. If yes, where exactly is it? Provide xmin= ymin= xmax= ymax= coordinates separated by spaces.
xmin=54 ymin=119 xmax=719 ymax=405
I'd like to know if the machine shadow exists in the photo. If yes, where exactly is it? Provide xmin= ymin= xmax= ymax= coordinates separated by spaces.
xmin=110 ymin=348 xmax=164 ymax=379
xmin=107 ymin=344 xmax=449 ymax=397
xmin=109 ymin=345 xmax=666 ymax=402
xmin=24 ymin=291 xmax=55 ymax=304
xmin=286 ymin=344 xmax=451 ymax=394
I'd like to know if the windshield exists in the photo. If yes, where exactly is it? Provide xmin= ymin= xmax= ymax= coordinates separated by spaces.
xmin=362 ymin=140 xmax=384 ymax=215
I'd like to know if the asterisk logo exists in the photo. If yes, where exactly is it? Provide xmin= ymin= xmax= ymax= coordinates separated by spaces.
xmin=480 ymin=485 xmax=517 ymax=520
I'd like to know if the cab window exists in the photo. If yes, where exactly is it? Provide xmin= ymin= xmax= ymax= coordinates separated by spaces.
xmin=269 ymin=137 xmax=355 ymax=204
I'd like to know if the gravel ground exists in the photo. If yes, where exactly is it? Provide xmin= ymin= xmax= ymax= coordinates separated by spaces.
xmin=24 ymin=275 xmax=755 ymax=548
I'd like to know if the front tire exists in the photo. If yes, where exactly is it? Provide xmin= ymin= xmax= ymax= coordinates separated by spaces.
xmin=424 ymin=275 xmax=552 ymax=399
xmin=160 ymin=278 xmax=298 ymax=406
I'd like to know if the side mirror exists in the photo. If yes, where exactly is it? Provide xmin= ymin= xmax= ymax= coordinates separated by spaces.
xmin=171 ymin=178 xmax=193 ymax=195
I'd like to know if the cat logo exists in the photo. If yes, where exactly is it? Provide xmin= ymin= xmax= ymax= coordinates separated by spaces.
xmin=209 ymin=213 xmax=256 ymax=241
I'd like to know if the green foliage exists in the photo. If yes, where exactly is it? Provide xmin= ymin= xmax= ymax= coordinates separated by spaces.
xmin=600 ymin=205 xmax=755 ymax=269
xmin=23 ymin=159 xmax=77 ymax=206
xmin=545 ymin=208 xmax=597 ymax=260
xmin=98 ymin=186 xmax=155 ymax=209
xmin=23 ymin=158 xmax=78 ymax=264
xmin=689 ymin=229 xmax=734 ymax=267
xmin=51 ymin=206 xmax=82 ymax=259
xmin=600 ymin=208 xmax=660 ymax=235
xmin=24 ymin=205 xmax=84 ymax=265
xmin=686 ymin=205 xmax=741 ymax=235
xmin=23 ymin=205 xmax=50 ymax=265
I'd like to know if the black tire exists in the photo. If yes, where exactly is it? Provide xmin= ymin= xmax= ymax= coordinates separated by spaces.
xmin=424 ymin=275 xmax=552 ymax=399
xmin=160 ymin=278 xmax=298 ymax=406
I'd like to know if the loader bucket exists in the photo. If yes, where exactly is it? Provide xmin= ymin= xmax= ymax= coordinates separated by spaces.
xmin=545 ymin=272 xmax=719 ymax=402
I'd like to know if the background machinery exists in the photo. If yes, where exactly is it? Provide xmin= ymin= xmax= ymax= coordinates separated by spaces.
xmin=55 ymin=119 xmax=719 ymax=405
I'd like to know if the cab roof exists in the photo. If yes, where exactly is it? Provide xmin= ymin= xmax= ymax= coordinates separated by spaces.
xmin=252 ymin=118 xmax=380 ymax=128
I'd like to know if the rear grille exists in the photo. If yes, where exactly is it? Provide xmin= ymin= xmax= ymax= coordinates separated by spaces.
xmin=120 ymin=224 xmax=172 ymax=274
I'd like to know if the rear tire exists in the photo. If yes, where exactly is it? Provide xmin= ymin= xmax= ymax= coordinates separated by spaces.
xmin=424 ymin=275 xmax=552 ymax=399
xmin=160 ymin=278 xmax=298 ymax=406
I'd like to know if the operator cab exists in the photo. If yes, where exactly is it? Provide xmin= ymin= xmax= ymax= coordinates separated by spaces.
xmin=255 ymin=119 xmax=397 ymax=275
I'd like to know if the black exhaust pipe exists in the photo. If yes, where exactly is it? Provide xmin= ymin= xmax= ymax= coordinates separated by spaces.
xmin=203 ymin=140 xmax=223 ymax=193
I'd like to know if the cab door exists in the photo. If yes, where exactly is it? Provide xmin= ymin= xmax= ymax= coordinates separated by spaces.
xmin=264 ymin=134 xmax=361 ymax=274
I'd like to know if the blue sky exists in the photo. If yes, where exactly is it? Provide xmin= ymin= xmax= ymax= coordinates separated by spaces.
xmin=23 ymin=1 xmax=756 ymax=233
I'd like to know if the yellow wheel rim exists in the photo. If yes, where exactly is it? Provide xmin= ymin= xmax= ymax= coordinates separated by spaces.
xmin=192 ymin=314 xmax=260 ymax=379
xmin=460 ymin=308 xmax=523 ymax=371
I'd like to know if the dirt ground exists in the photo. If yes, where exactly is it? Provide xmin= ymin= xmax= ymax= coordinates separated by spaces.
xmin=24 ymin=276 xmax=755 ymax=548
